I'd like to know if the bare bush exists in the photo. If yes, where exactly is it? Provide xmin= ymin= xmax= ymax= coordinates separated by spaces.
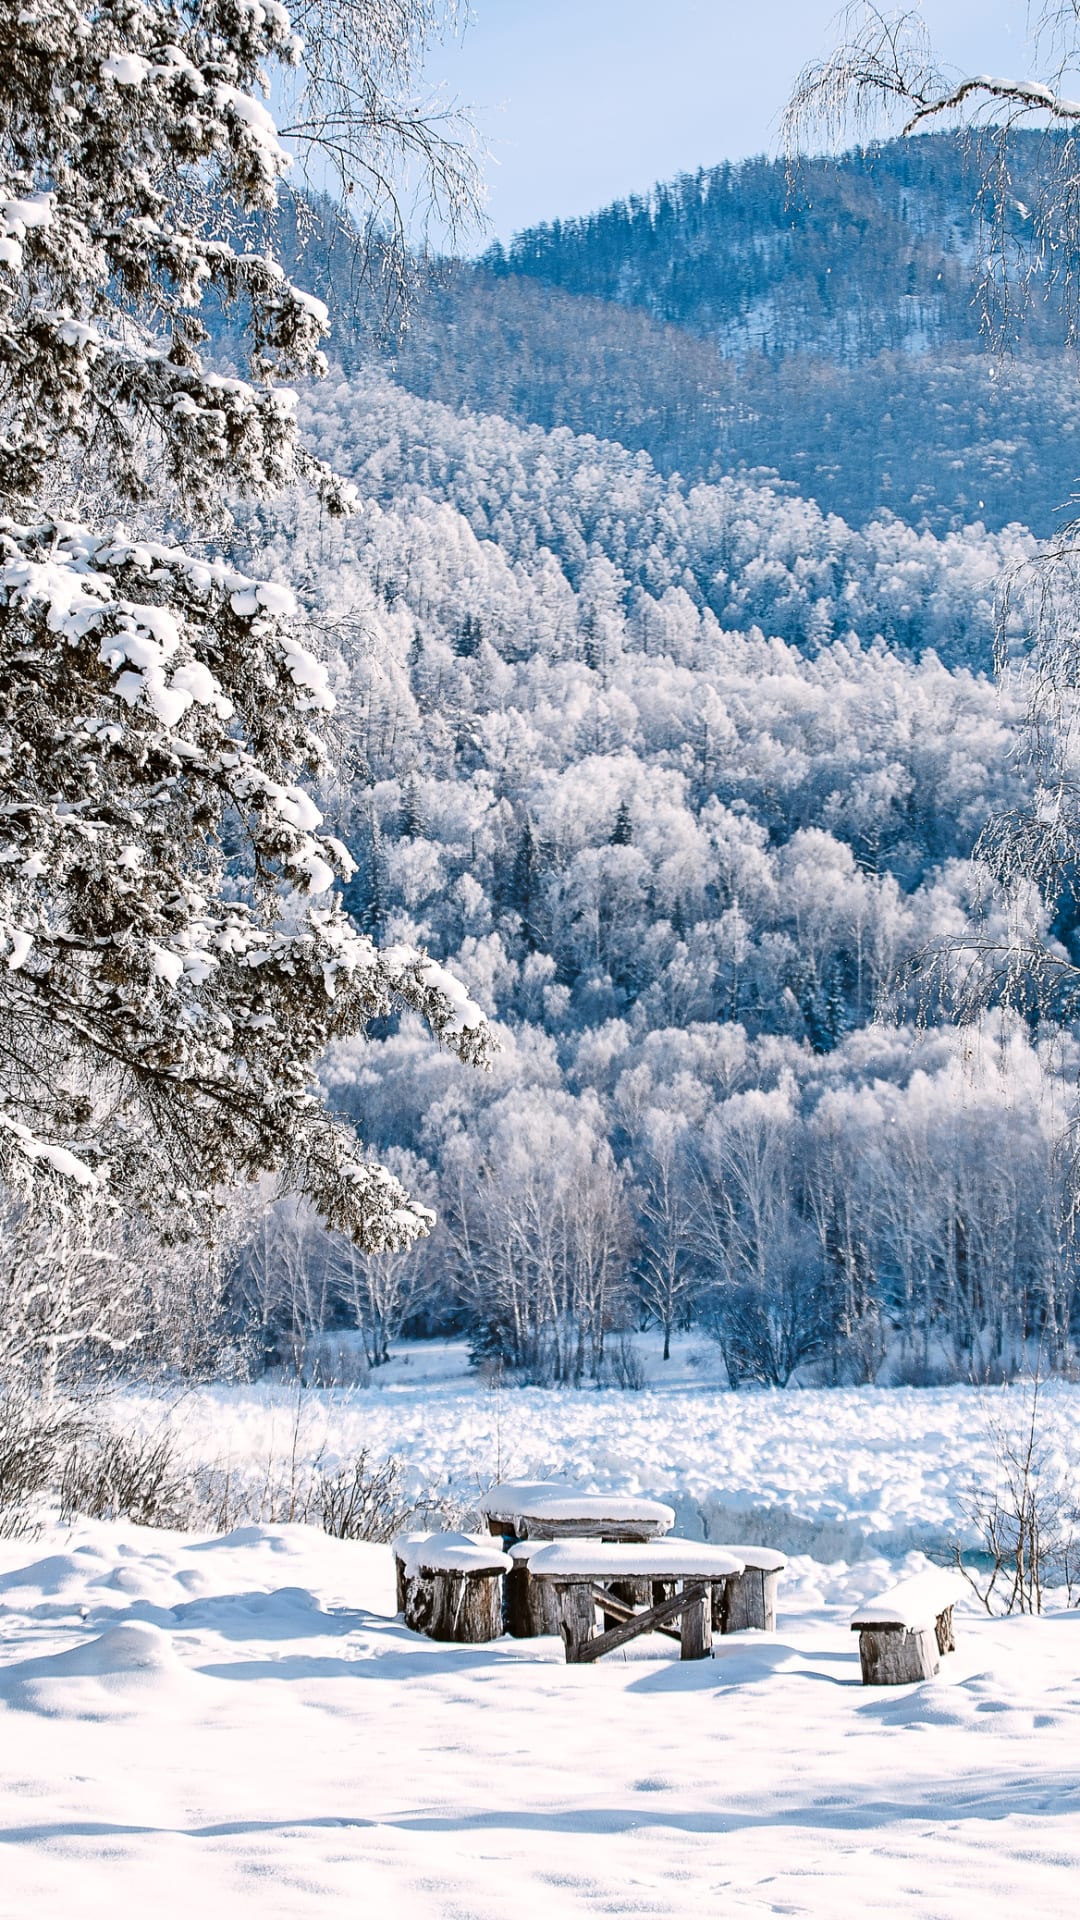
xmin=952 ymin=1376 xmax=1080 ymax=1613
xmin=317 ymin=1451 xmax=423 ymax=1541
xmin=0 ymin=1378 xmax=85 ymax=1537
xmin=596 ymin=1334 xmax=646 ymax=1391
xmin=58 ymin=1428 xmax=193 ymax=1530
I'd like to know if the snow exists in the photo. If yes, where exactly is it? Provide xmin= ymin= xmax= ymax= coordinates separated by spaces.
xmin=393 ymin=1531 xmax=511 ymax=1576
xmin=101 ymin=54 xmax=151 ymax=86
xmin=852 ymin=1569 xmax=969 ymax=1630
xmin=482 ymin=1484 xmax=675 ymax=1529
xmin=711 ymin=1542 xmax=786 ymax=1572
xmin=527 ymin=1540 xmax=746 ymax=1579
xmin=480 ymin=1478 xmax=579 ymax=1516
xmin=0 ymin=1113 xmax=97 ymax=1187
xmin=115 ymin=1342 xmax=1080 ymax=1564
xmin=510 ymin=1493 xmax=676 ymax=1528
xmin=2 ymin=1514 xmax=1080 ymax=1916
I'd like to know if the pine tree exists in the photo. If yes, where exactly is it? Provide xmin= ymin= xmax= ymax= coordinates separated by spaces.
xmin=400 ymin=772 xmax=426 ymax=840
xmin=0 ymin=1 xmax=490 ymax=1247
xmin=454 ymin=612 xmax=482 ymax=658
xmin=610 ymin=800 xmax=633 ymax=846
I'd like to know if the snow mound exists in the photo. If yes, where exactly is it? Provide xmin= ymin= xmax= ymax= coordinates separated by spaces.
xmin=0 ymin=1621 xmax=197 ymax=1718
xmin=36 ymin=1621 xmax=181 ymax=1680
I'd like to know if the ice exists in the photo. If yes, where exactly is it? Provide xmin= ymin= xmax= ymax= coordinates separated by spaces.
xmin=112 ymin=1342 xmax=1080 ymax=1564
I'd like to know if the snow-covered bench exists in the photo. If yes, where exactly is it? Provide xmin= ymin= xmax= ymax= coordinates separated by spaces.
xmin=480 ymin=1480 xmax=675 ymax=1544
xmin=851 ymin=1570 xmax=967 ymax=1685
xmin=393 ymin=1532 xmax=511 ymax=1644
xmin=528 ymin=1540 xmax=746 ymax=1662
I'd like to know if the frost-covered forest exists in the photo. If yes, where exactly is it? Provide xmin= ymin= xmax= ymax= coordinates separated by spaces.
xmin=211 ymin=373 xmax=1076 ymax=1389
xmin=5 ymin=3 xmax=1080 ymax=1402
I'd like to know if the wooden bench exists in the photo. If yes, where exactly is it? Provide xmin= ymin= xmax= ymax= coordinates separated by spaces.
xmin=851 ymin=1570 xmax=967 ymax=1685
xmin=528 ymin=1540 xmax=746 ymax=1662
xmin=393 ymin=1532 xmax=511 ymax=1644
xmin=480 ymin=1481 xmax=675 ymax=1544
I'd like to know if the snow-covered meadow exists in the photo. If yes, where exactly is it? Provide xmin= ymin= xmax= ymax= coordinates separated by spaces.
xmin=3 ymin=1349 xmax=1080 ymax=1915
xmin=115 ymin=1339 xmax=1080 ymax=1564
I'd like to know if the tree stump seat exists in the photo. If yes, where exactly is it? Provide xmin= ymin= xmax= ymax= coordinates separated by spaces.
xmin=393 ymin=1532 xmax=511 ymax=1644
xmin=527 ymin=1540 xmax=747 ymax=1662
xmin=851 ymin=1570 xmax=967 ymax=1685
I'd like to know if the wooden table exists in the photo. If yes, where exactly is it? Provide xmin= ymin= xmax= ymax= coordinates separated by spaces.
xmin=480 ymin=1480 xmax=676 ymax=1544
xmin=527 ymin=1540 xmax=746 ymax=1662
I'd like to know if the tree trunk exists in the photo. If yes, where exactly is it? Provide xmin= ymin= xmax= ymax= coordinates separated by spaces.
xmin=856 ymin=1624 xmax=940 ymax=1686
xmin=403 ymin=1568 xmax=504 ymax=1643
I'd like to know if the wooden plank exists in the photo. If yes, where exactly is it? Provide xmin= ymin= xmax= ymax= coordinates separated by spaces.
xmin=558 ymin=1582 xmax=598 ymax=1662
xmin=588 ymin=1584 xmax=681 ymax=1643
xmin=520 ymin=1518 xmax=668 ymax=1542
xmin=680 ymin=1582 xmax=712 ymax=1660
xmin=572 ymin=1584 xmax=692 ymax=1664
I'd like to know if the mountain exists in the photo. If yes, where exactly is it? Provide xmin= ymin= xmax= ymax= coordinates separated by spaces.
xmin=273 ymin=134 xmax=1080 ymax=537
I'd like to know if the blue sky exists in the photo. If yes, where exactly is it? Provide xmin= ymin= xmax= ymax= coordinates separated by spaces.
xmin=418 ymin=2 xmax=1032 ymax=246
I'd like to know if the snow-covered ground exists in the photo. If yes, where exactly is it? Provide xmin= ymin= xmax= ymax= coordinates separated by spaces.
xmin=117 ymin=1338 xmax=1080 ymax=1561
xmin=5 ymin=1349 xmax=1080 ymax=1915
xmin=2 ymin=1516 xmax=1080 ymax=1917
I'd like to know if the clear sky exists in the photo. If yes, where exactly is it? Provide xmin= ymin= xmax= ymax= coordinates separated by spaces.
xmin=418 ymin=1 xmax=1032 ymax=247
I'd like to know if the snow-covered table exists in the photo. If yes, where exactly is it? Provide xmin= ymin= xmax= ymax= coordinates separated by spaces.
xmin=527 ymin=1539 xmax=746 ymax=1663
xmin=851 ymin=1569 xmax=967 ymax=1684
xmin=480 ymin=1480 xmax=676 ymax=1543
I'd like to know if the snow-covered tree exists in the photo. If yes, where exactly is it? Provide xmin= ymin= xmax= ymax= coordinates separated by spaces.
xmin=0 ymin=1 xmax=491 ymax=1244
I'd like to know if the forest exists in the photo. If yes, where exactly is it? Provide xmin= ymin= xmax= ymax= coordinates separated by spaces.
xmin=203 ymin=370 xmax=1075 ymax=1390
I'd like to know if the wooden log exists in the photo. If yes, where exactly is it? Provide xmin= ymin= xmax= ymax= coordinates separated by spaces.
xmin=558 ymin=1582 xmax=599 ymax=1661
xmin=588 ymin=1584 xmax=681 ymax=1643
xmin=857 ymin=1623 xmax=940 ymax=1686
xmin=506 ymin=1559 xmax=562 ymax=1637
xmin=679 ymin=1581 xmax=712 ymax=1660
xmin=563 ymin=1582 xmax=692 ymax=1664
xmin=719 ymin=1566 xmax=780 ymax=1634
xmin=403 ymin=1567 xmax=504 ymax=1643
xmin=402 ymin=1568 xmax=436 ymax=1636
xmin=935 ymin=1605 xmax=956 ymax=1656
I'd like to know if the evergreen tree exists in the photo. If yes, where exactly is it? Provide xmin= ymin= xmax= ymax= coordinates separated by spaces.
xmin=454 ymin=612 xmax=482 ymax=658
xmin=0 ymin=0 xmax=490 ymax=1245
xmin=610 ymin=800 xmax=633 ymax=846
xmin=401 ymin=773 xmax=426 ymax=839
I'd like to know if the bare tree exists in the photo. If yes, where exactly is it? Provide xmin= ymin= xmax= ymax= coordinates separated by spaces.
xmin=635 ymin=1112 xmax=698 ymax=1362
